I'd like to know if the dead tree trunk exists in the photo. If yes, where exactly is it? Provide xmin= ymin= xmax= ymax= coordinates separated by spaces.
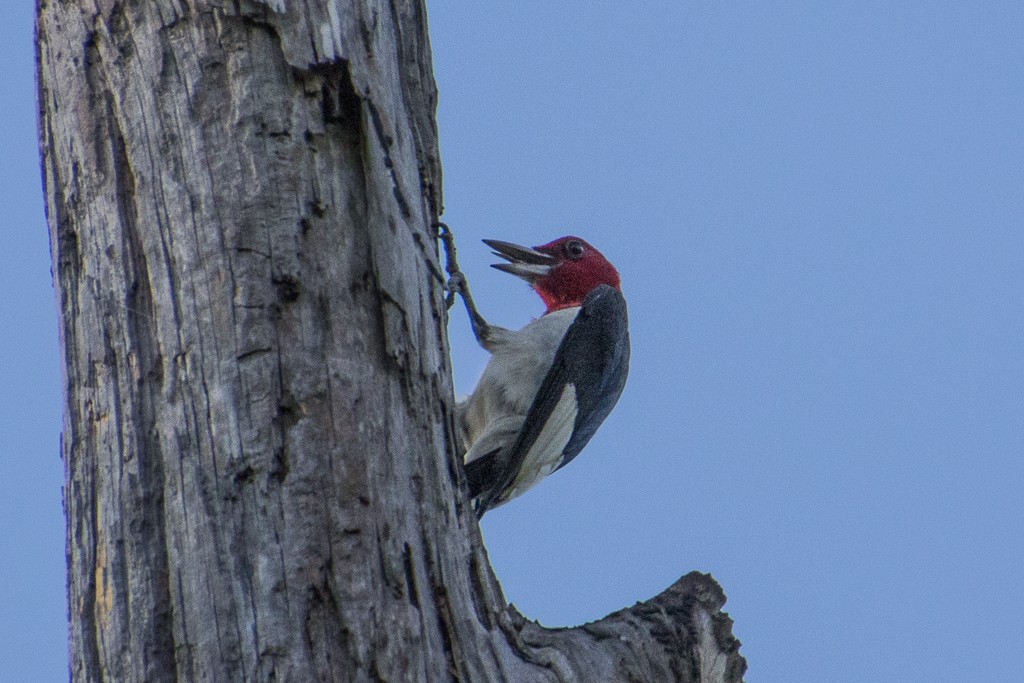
xmin=37 ymin=1 xmax=745 ymax=681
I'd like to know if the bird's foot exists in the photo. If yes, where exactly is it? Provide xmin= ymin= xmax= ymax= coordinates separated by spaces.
xmin=435 ymin=221 xmax=493 ymax=346
xmin=436 ymin=222 xmax=462 ymax=310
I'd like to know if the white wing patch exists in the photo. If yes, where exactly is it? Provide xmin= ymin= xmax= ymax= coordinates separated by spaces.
xmin=505 ymin=384 xmax=578 ymax=501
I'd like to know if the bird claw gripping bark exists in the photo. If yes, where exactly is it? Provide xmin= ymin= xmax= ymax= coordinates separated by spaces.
xmin=436 ymin=222 xmax=462 ymax=309
xmin=436 ymin=222 xmax=492 ymax=346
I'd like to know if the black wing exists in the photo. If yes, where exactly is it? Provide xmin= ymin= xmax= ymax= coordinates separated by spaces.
xmin=473 ymin=284 xmax=630 ymax=515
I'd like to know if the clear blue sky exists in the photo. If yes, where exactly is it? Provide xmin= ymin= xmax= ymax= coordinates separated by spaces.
xmin=3 ymin=2 xmax=1022 ymax=680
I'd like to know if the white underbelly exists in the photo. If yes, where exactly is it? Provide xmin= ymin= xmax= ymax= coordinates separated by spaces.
xmin=459 ymin=307 xmax=580 ymax=459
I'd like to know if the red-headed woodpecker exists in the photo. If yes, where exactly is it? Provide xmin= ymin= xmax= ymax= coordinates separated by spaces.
xmin=453 ymin=236 xmax=630 ymax=516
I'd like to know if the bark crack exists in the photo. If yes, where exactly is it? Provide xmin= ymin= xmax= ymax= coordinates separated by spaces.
xmin=365 ymin=95 xmax=412 ymax=219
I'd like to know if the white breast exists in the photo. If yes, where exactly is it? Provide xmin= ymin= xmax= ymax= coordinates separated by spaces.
xmin=459 ymin=307 xmax=580 ymax=463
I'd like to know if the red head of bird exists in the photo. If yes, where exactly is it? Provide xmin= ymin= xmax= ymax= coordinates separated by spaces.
xmin=484 ymin=236 xmax=621 ymax=313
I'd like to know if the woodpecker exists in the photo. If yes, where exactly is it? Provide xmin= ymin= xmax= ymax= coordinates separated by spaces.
xmin=449 ymin=234 xmax=630 ymax=516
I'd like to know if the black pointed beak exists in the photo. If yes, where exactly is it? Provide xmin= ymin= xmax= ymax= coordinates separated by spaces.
xmin=483 ymin=239 xmax=556 ymax=282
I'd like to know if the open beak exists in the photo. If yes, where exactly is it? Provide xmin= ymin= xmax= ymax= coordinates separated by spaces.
xmin=483 ymin=239 xmax=556 ymax=282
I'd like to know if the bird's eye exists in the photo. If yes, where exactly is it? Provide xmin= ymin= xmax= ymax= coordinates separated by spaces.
xmin=564 ymin=240 xmax=585 ymax=259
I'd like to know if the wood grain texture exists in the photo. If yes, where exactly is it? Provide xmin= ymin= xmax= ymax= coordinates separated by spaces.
xmin=37 ymin=1 xmax=745 ymax=680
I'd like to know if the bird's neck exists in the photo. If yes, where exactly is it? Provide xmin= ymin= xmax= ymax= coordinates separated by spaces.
xmin=538 ymin=289 xmax=580 ymax=314
xmin=537 ymin=282 xmax=619 ymax=314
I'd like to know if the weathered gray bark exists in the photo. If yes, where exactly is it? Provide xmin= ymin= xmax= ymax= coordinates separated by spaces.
xmin=37 ymin=1 xmax=745 ymax=681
